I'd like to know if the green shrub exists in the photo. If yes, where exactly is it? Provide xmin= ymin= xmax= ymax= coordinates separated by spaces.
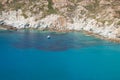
xmin=0 ymin=3 xmax=3 ymax=11
xmin=22 ymin=13 xmax=28 ymax=18
xmin=84 ymin=4 xmax=96 ymax=13
xmin=117 ymin=21 xmax=120 ymax=25
xmin=47 ymin=0 xmax=57 ymax=14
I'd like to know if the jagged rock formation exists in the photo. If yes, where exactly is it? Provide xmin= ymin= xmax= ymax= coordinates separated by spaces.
xmin=0 ymin=0 xmax=120 ymax=41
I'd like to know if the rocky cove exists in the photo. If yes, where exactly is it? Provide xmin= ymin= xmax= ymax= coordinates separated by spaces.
xmin=0 ymin=0 xmax=120 ymax=42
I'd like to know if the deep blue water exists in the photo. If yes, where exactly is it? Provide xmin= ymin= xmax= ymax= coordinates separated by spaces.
xmin=0 ymin=30 xmax=120 ymax=80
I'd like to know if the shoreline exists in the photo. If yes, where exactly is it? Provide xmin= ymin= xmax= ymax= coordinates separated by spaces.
xmin=83 ymin=31 xmax=120 ymax=43
xmin=0 ymin=11 xmax=120 ymax=43
xmin=1 ymin=24 xmax=120 ymax=43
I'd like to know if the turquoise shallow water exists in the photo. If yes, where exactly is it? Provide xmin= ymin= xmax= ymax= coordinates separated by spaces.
xmin=0 ymin=30 xmax=120 ymax=80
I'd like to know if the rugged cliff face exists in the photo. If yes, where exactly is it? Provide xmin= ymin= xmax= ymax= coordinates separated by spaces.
xmin=0 ymin=0 xmax=120 ymax=41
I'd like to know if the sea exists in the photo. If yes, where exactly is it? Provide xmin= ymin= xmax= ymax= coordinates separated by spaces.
xmin=0 ymin=30 xmax=120 ymax=80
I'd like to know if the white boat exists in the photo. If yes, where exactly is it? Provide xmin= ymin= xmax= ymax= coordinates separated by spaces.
xmin=47 ymin=35 xmax=51 ymax=39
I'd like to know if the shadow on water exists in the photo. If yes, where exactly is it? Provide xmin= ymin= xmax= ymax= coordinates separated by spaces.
xmin=3 ymin=30 xmax=114 ymax=51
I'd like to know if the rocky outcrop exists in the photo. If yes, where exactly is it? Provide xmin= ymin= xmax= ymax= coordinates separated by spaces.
xmin=0 ymin=25 xmax=17 ymax=31
xmin=0 ymin=0 xmax=120 ymax=42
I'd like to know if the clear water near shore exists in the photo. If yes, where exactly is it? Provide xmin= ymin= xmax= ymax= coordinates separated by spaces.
xmin=0 ymin=30 xmax=120 ymax=80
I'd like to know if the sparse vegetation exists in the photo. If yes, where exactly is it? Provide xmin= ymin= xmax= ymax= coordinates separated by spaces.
xmin=0 ymin=0 xmax=119 ymax=26
xmin=0 ymin=3 xmax=3 ymax=11
xmin=14 ymin=3 xmax=23 ymax=10
xmin=84 ymin=4 xmax=96 ymax=13
xmin=81 ymin=10 xmax=86 ymax=15
xmin=115 ymin=11 xmax=120 ymax=18
xmin=47 ymin=0 xmax=57 ymax=14
xmin=117 ymin=21 xmax=120 ymax=25
xmin=22 ymin=13 xmax=28 ymax=18
xmin=84 ymin=0 xmax=100 ymax=14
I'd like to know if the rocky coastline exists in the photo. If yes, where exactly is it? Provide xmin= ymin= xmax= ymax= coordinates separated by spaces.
xmin=0 ymin=0 xmax=120 ymax=42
